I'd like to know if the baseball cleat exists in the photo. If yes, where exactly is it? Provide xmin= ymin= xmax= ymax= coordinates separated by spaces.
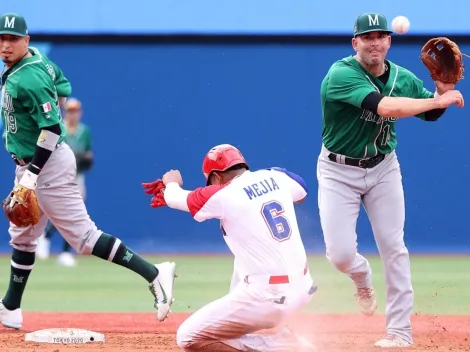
xmin=354 ymin=286 xmax=377 ymax=316
xmin=36 ymin=234 xmax=51 ymax=260
xmin=374 ymin=334 xmax=412 ymax=348
xmin=57 ymin=252 xmax=77 ymax=267
xmin=149 ymin=262 xmax=177 ymax=322
xmin=0 ymin=300 xmax=23 ymax=329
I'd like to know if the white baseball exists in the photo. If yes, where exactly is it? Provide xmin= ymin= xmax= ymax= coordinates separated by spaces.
xmin=392 ymin=16 xmax=410 ymax=34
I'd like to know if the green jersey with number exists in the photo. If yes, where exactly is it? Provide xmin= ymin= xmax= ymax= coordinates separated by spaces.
xmin=1 ymin=47 xmax=72 ymax=159
xmin=65 ymin=123 xmax=92 ymax=173
xmin=320 ymin=56 xmax=434 ymax=158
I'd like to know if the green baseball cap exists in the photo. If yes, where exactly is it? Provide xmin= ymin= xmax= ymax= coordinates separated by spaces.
xmin=0 ymin=13 xmax=28 ymax=37
xmin=353 ymin=13 xmax=392 ymax=37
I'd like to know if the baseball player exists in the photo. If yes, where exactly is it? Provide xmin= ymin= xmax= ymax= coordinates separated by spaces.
xmin=143 ymin=144 xmax=317 ymax=352
xmin=317 ymin=12 xmax=464 ymax=348
xmin=0 ymin=12 xmax=176 ymax=329
xmin=36 ymin=97 xmax=93 ymax=267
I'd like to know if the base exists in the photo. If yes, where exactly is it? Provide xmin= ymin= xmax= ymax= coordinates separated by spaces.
xmin=25 ymin=328 xmax=105 ymax=344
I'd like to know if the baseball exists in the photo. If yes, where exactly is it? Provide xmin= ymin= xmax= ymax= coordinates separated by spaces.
xmin=392 ymin=16 xmax=410 ymax=34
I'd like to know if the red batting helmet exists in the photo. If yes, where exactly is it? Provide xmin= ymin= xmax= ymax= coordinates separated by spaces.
xmin=202 ymin=144 xmax=249 ymax=185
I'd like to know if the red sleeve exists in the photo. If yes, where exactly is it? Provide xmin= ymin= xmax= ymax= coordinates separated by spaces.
xmin=187 ymin=184 xmax=225 ymax=220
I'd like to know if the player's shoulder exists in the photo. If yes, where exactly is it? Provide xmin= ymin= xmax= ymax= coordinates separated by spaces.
xmin=330 ymin=56 xmax=355 ymax=69
xmin=254 ymin=167 xmax=285 ymax=175
xmin=189 ymin=183 xmax=230 ymax=202
xmin=262 ymin=167 xmax=307 ymax=189
xmin=258 ymin=167 xmax=286 ymax=175
xmin=326 ymin=56 xmax=364 ymax=80
xmin=254 ymin=167 xmax=294 ymax=182
xmin=245 ymin=168 xmax=283 ymax=179
xmin=389 ymin=60 xmax=420 ymax=80
xmin=14 ymin=49 xmax=56 ymax=91
xmin=29 ymin=47 xmax=57 ymax=67
xmin=187 ymin=183 xmax=230 ymax=216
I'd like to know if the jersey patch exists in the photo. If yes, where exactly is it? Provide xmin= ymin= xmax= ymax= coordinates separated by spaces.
xmin=41 ymin=102 xmax=52 ymax=113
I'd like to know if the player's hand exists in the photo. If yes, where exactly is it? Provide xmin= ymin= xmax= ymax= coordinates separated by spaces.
xmin=3 ymin=184 xmax=40 ymax=227
xmin=142 ymin=179 xmax=165 ymax=195
xmin=162 ymin=170 xmax=183 ymax=187
xmin=435 ymin=90 xmax=464 ymax=109
xmin=435 ymin=80 xmax=455 ymax=95
xmin=142 ymin=179 xmax=167 ymax=208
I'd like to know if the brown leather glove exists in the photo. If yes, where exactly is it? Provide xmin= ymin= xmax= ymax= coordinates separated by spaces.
xmin=3 ymin=184 xmax=40 ymax=227
xmin=420 ymin=37 xmax=465 ymax=84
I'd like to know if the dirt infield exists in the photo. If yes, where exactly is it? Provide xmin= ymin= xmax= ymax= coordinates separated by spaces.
xmin=0 ymin=312 xmax=468 ymax=351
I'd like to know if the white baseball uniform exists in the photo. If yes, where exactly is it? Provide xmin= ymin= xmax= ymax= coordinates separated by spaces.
xmin=164 ymin=168 xmax=316 ymax=352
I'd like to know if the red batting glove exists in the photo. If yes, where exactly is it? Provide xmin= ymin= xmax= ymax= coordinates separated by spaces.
xmin=142 ymin=179 xmax=164 ymax=195
xmin=150 ymin=192 xmax=167 ymax=208
xmin=142 ymin=179 xmax=167 ymax=208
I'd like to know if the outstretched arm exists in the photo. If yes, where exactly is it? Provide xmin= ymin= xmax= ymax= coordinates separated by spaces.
xmin=164 ymin=183 xmax=226 ymax=221
xmin=164 ymin=182 xmax=190 ymax=212
xmin=376 ymin=78 xmax=463 ymax=119
xmin=144 ymin=169 xmax=225 ymax=222
xmin=360 ymin=90 xmax=463 ymax=118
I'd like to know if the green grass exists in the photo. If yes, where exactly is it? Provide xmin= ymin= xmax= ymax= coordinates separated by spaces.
xmin=0 ymin=255 xmax=468 ymax=314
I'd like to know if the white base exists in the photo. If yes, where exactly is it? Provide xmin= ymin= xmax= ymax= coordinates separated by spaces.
xmin=25 ymin=328 xmax=105 ymax=344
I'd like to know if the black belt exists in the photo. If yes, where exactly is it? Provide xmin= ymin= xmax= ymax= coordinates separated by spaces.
xmin=11 ymin=155 xmax=32 ymax=166
xmin=328 ymin=152 xmax=385 ymax=169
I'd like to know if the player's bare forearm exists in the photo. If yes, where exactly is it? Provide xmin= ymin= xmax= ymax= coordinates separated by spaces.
xmin=378 ymin=91 xmax=464 ymax=118
xmin=163 ymin=183 xmax=191 ymax=212
xmin=377 ymin=96 xmax=441 ymax=118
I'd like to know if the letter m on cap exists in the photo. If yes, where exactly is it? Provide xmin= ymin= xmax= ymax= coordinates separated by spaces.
xmin=4 ymin=16 xmax=15 ymax=29
xmin=368 ymin=14 xmax=379 ymax=26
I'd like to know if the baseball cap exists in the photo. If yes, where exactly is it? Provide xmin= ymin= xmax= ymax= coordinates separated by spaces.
xmin=65 ymin=98 xmax=82 ymax=111
xmin=353 ymin=13 xmax=392 ymax=37
xmin=0 ymin=13 xmax=28 ymax=37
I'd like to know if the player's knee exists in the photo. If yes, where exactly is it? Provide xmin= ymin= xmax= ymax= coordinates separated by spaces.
xmin=176 ymin=327 xmax=196 ymax=350
xmin=176 ymin=324 xmax=212 ymax=351
xmin=77 ymin=229 xmax=105 ymax=255
xmin=11 ymin=242 xmax=36 ymax=253
xmin=327 ymin=248 xmax=356 ymax=272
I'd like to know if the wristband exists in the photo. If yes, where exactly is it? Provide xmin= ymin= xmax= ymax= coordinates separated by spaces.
xmin=19 ymin=169 xmax=38 ymax=190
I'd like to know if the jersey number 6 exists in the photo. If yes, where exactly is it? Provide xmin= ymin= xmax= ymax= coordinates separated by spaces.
xmin=261 ymin=200 xmax=292 ymax=242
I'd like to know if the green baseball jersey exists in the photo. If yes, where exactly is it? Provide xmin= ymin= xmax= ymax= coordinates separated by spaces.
xmin=1 ymin=47 xmax=71 ymax=159
xmin=65 ymin=123 xmax=92 ymax=173
xmin=320 ymin=56 xmax=434 ymax=158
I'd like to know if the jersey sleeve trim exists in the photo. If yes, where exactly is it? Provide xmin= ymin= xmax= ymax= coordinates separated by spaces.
xmin=187 ymin=184 xmax=227 ymax=219
xmin=265 ymin=167 xmax=308 ymax=193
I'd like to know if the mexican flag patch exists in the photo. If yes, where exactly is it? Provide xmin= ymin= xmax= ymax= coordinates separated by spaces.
xmin=41 ymin=102 xmax=52 ymax=113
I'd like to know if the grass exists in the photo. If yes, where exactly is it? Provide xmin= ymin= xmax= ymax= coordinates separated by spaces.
xmin=0 ymin=255 xmax=468 ymax=314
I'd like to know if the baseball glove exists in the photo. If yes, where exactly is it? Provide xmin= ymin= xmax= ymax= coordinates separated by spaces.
xmin=2 ymin=185 xmax=40 ymax=227
xmin=420 ymin=37 xmax=465 ymax=84
xmin=142 ymin=179 xmax=167 ymax=208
